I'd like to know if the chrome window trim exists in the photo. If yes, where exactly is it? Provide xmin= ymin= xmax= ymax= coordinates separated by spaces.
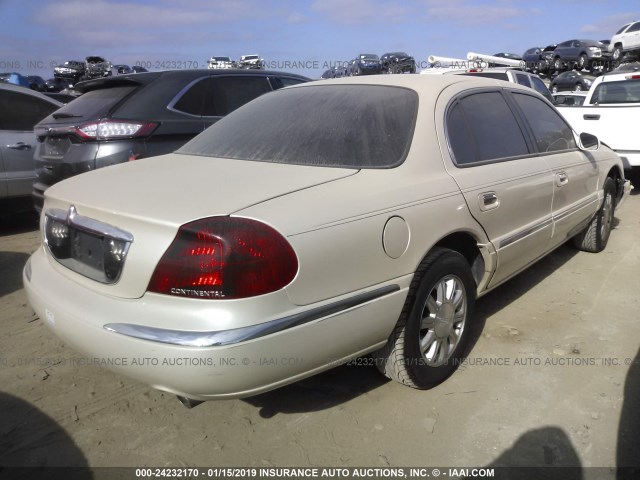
xmin=104 ymin=284 xmax=400 ymax=347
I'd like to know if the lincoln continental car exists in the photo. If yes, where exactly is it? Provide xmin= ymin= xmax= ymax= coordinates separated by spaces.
xmin=24 ymin=75 xmax=630 ymax=404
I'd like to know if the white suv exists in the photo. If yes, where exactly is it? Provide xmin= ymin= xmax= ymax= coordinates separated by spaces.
xmin=610 ymin=21 xmax=640 ymax=61
xmin=207 ymin=56 xmax=234 ymax=69
xmin=421 ymin=66 xmax=553 ymax=102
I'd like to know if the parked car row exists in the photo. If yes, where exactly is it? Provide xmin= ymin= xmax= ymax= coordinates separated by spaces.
xmin=321 ymin=52 xmax=417 ymax=79
xmin=53 ymin=56 xmax=112 ymax=83
xmin=208 ymin=54 xmax=265 ymax=70
xmin=31 ymin=69 xmax=309 ymax=211
xmin=521 ymin=20 xmax=640 ymax=76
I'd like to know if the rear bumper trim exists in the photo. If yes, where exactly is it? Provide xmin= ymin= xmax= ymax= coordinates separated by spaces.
xmin=104 ymin=284 xmax=400 ymax=347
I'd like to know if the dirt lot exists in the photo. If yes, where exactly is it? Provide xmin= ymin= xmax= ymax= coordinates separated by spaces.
xmin=0 ymin=192 xmax=639 ymax=472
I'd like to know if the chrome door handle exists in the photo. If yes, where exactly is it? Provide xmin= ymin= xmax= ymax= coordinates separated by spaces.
xmin=479 ymin=192 xmax=499 ymax=211
xmin=7 ymin=142 xmax=32 ymax=150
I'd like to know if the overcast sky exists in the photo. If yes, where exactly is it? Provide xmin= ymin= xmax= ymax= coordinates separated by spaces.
xmin=1 ymin=0 xmax=638 ymax=79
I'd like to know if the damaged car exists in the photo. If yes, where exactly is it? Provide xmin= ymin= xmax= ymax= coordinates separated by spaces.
xmin=53 ymin=60 xmax=85 ymax=83
xmin=84 ymin=56 xmax=112 ymax=80
xmin=24 ymin=75 xmax=630 ymax=405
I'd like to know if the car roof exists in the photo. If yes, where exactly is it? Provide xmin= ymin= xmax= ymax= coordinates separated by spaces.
xmin=289 ymin=72 xmax=541 ymax=100
xmin=0 ymin=82 xmax=63 ymax=106
xmin=74 ymin=69 xmax=310 ymax=93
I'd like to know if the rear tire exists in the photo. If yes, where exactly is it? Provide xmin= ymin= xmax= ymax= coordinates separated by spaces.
xmin=373 ymin=248 xmax=476 ymax=389
xmin=554 ymin=57 xmax=563 ymax=71
xmin=573 ymin=177 xmax=616 ymax=253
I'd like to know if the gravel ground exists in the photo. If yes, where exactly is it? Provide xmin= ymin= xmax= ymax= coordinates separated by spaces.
xmin=0 ymin=191 xmax=638 ymax=474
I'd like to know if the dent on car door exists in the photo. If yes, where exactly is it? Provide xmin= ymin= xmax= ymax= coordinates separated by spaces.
xmin=443 ymin=90 xmax=554 ymax=288
xmin=510 ymin=92 xmax=599 ymax=244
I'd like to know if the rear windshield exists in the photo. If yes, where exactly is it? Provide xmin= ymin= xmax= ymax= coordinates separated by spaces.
xmin=178 ymin=84 xmax=418 ymax=168
xmin=590 ymin=79 xmax=640 ymax=104
xmin=40 ymin=86 xmax=137 ymax=122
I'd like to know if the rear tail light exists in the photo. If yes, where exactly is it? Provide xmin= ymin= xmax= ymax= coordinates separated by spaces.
xmin=73 ymin=119 xmax=158 ymax=140
xmin=148 ymin=217 xmax=298 ymax=300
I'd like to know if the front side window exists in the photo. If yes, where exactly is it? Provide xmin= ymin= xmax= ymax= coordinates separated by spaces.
xmin=627 ymin=22 xmax=640 ymax=33
xmin=530 ymin=76 xmax=554 ymax=102
xmin=446 ymin=91 xmax=529 ymax=165
xmin=512 ymin=93 xmax=576 ymax=153
xmin=179 ymin=84 xmax=418 ymax=168
xmin=616 ymin=24 xmax=631 ymax=35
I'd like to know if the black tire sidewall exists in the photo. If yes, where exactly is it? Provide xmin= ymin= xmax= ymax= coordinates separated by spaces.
xmin=403 ymin=251 xmax=476 ymax=388
xmin=597 ymin=178 xmax=616 ymax=249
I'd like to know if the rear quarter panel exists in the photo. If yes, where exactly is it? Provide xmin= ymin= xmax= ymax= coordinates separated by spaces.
xmin=237 ymin=91 xmax=489 ymax=306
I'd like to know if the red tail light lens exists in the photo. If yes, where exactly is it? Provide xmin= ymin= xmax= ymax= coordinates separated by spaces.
xmin=148 ymin=217 xmax=298 ymax=300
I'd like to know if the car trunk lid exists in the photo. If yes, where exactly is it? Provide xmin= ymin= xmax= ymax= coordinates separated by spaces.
xmin=41 ymin=153 xmax=357 ymax=299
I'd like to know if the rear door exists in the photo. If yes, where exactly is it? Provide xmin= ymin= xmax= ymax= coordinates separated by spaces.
xmin=442 ymin=88 xmax=554 ymax=288
xmin=0 ymin=89 xmax=59 ymax=198
xmin=510 ymin=91 xmax=599 ymax=244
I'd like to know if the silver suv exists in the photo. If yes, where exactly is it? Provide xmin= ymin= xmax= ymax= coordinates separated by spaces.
xmin=0 ymin=84 xmax=61 ymax=211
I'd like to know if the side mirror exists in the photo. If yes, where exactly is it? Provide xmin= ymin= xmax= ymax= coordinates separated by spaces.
xmin=579 ymin=132 xmax=599 ymax=150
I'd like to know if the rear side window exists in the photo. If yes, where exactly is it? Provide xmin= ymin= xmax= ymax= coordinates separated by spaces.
xmin=446 ymin=103 xmax=476 ymax=165
xmin=41 ymin=86 xmax=137 ymax=122
xmin=512 ymin=93 xmax=576 ymax=153
xmin=591 ymin=80 xmax=640 ymax=104
xmin=202 ymin=76 xmax=272 ymax=116
xmin=179 ymin=84 xmax=418 ymax=168
xmin=172 ymin=76 xmax=273 ymax=117
xmin=172 ymin=77 xmax=208 ymax=115
xmin=446 ymin=91 xmax=529 ymax=165
xmin=0 ymin=90 xmax=59 ymax=131
xmin=270 ymin=76 xmax=307 ymax=89
xmin=515 ymin=73 xmax=531 ymax=87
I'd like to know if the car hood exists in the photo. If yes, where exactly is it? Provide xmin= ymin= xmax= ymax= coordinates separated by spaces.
xmin=43 ymin=152 xmax=358 ymax=227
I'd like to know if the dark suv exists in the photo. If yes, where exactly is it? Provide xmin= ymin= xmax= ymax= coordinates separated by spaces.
xmin=552 ymin=39 xmax=612 ymax=72
xmin=32 ymin=69 xmax=309 ymax=211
